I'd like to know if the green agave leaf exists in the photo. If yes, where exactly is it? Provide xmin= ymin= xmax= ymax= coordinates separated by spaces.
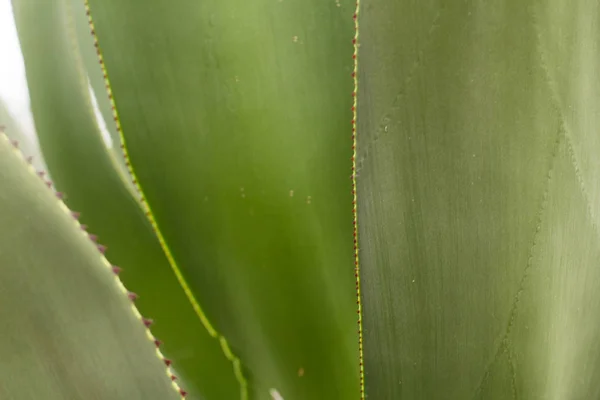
xmin=0 ymin=133 xmax=182 ymax=400
xmin=86 ymin=0 xmax=358 ymax=398
xmin=12 ymin=0 xmax=240 ymax=398
xmin=356 ymin=0 xmax=600 ymax=398
xmin=0 ymin=98 xmax=46 ymax=172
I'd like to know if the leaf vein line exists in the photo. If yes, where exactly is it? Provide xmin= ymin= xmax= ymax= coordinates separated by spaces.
xmin=356 ymin=5 xmax=446 ymax=173
xmin=470 ymin=130 xmax=561 ymax=399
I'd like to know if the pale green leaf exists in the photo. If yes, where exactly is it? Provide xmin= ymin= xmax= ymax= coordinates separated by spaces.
xmin=0 ymin=133 xmax=181 ymax=400
xmin=356 ymin=0 xmax=600 ymax=398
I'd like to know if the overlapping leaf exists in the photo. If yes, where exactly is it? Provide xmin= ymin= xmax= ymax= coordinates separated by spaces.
xmin=0 ymin=133 xmax=181 ymax=400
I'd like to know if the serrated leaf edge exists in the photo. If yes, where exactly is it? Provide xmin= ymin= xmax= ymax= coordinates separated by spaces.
xmin=0 ymin=130 xmax=188 ymax=399
xmin=60 ymin=0 xmax=135 ymax=197
xmin=351 ymin=1 xmax=365 ymax=399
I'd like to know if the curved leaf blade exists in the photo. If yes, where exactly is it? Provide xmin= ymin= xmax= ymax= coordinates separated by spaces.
xmin=0 ymin=133 xmax=181 ymax=400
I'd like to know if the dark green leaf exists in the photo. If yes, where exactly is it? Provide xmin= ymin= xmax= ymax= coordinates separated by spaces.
xmin=86 ymin=0 xmax=359 ymax=397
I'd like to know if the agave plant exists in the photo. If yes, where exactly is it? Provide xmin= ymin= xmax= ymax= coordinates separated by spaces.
xmin=1 ymin=0 xmax=599 ymax=399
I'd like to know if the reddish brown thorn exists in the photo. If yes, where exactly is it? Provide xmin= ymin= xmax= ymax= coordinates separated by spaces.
xmin=112 ymin=265 xmax=122 ymax=274
xmin=154 ymin=339 xmax=162 ymax=347
xmin=71 ymin=211 xmax=80 ymax=219
xmin=80 ymin=224 xmax=88 ymax=231
xmin=142 ymin=318 xmax=154 ymax=327
xmin=179 ymin=389 xmax=187 ymax=397
xmin=88 ymin=234 xmax=98 ymax=242
xmin=97 ymin=244 xmax=107 ymax=253
xmin=45 ymin=181 xmax=52 ymax=188
xmin=55 ymin=192 xmax=64 ymax=199
xmin=37 ymin=171 xmax=45 ymax=177
xmin=170 ymin=375 xmax=178 ymax=381
xmin=26 ymin=156 xmax=33 ymax=164
xmin=164 ymin=359 xmax=172 ymax=367
xmin=127 ymin=292 xmax=138 ymax=301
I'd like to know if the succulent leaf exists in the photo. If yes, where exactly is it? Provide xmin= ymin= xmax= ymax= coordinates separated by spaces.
xmin=0 ymin=133 xmax=182 ymax=400
xmin=85 ymin=0 xmax=359 ymax=398
xmin=356 ymin=0 xmax=600 ymax=398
